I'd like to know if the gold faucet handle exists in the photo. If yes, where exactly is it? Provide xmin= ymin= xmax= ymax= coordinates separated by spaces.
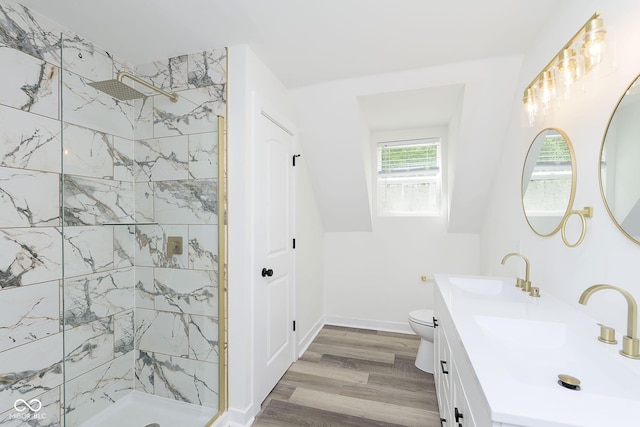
xmin=515 ymin=277 xmax=524 ymax=288
xmin=529 ymin=287 xmax=540 ymax=298
xmin=597 ymin=323 xmax=617 ymax=344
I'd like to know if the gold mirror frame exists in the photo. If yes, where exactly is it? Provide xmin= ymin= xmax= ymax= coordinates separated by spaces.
xmin=599 ymin=73 xmax=640 ymax=246
xmin=522 ymin=128 xmax=577 ymax=237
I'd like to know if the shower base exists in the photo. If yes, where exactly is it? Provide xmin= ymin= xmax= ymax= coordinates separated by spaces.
xmin=78 ymin=391 xmax=217 ymax=427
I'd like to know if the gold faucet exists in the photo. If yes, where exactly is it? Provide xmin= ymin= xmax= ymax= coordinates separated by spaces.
xmin=579 ymin=284 xmax=640 ymax=359
xmin=501 ymin=252 xmax=532 ymax=292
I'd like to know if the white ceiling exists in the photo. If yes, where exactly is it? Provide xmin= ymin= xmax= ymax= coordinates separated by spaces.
xmin=20 ymin=0 xmax=561 ymax=88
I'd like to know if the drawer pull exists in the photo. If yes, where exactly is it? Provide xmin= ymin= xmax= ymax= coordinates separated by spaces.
xmin=440 ymin=360 xmax=449 ymax=374
xmin=433 ymin=317 xmax=439 ymax=328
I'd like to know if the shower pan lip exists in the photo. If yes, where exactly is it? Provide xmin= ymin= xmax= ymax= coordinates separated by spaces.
xmin=88 ymin=71 xmax=179 ymax=103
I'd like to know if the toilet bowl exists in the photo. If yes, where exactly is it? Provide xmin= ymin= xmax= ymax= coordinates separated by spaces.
xmin=408 ymin=309 xmax=434 ymax=373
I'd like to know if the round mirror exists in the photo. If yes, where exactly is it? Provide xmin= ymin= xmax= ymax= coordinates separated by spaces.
xmin=600 ymin=74 xmax=640 ymax=244
xmin=522 ymin=128 xmax=576 ymax=236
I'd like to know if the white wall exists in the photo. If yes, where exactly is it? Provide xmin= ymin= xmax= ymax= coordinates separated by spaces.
xmin=481 ymin=0 xmax=640 ymax=336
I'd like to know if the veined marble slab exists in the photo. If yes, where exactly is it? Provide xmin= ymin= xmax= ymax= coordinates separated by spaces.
xmin=134 ymin=224 xmax=188 ymax=268
xmin=113 ymin=225 xmax=135 ymax=269
xmin=154 ymin=268 xmax=218 ymax=315
xmin=0 ymin=386 xmax=60 ymax=427
xmin=135 ymin=135 xmax=189 ymax=181
xmin=62 ymin=226 xmax=113 ymax=278
xmin=188 ymin=132 xmax=218 ymax=179
xmin=0 ymin=48 xmax=58 ymax=120
xmin=188 ymin=314 xmax=219 ymax=363
xmin=135 ymin=54 xmax=188 ymax=95
xmin=0 ymin=167 xmax=59 ymax=227
xmin=112 ymin=136 xmax=134 ymax=182
xmin=134 ymin=266 xmax=154 ymax=310
xmin=135 ymin=308 xmax=188 ymax=357
xmin=63 ymin=267 xmax=134 ymax=329
xmin=0 ymin=227 xmax=62 ymax=288
xmin=0 ymin=104 xmax=61 ymax=173
xmin=0 ymin=280 xmax=59 ymax=353
xmin=152 ymin=87 xmax=222 ymax=138
xmin=0 ymin=333 xmax=63 ymax=413
xmin=134 ymin=181 xmax=154 ymax=223
xmin=63 ymin=175 xmax=134 ymax=226
xmin=154 ymin=179 xmax=217 ymax=225
xmin=64 ymin=351 xmax=134 ymax=427
xmin=187 ymin=50 xmax=226 ymax=91
xmin=64 ymin=317 xmax=114 ymax=381
xmin=113 ymin=310 xmax=134 ymax=357
xmin=188 ymin=225 xmax=218 ymax=271
xmin=62 ymin=123 xmax=113 ymax=179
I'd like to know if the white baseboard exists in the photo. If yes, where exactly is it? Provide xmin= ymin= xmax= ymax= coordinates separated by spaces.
xmin=296 ymin=316 xmax=325 ymax=358
xmin=323 ymin=315 xmax=414 ymax=335
xmin=225 ymin=406 xmax=255 ymax=427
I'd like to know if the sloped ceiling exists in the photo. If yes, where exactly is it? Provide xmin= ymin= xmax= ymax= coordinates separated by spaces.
xmin=19 ymin=0 xmax=565 ymax=233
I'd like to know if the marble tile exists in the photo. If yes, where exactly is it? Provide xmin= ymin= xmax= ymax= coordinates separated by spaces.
xmin=135 ymin=54 xmax=188 ymax=94
xmin=134 ymin=224 xmax=188 ymax=268
xmin=113 ymin=225 xmax=135 ymax=268
xmin=63 ymin=175 xmax=134 ymax=225
xmin=0 ymin=387 xmax=60 ymax=427
xmin=0 ymin=0 xmax=62 ymax=63
xmin=133 ymin=97 xmax=154 ymax=141
xmin=188 ymin=50 xmax=226 ymax=90
xmin=0 ymin=227 xmax=62 ymax=288
xmin=62 ymin=122 xmax=113 ymax=179
xmin=154 ymin=179 xmax=218 ymax=225
xmin=134 ymin=266 xmax=155 ymax=309
xmin=61 ymin=34 xmax=113 ymax=82
xmin=112 ymin=136 xmax=134 ymax=182
xmin=61 ymin=69 xmax=134 ymax=140
xmin=64 ymin=317 xmax=114 ymax=381
xmin=114 ymin=310 xmax=134 ymax=357
xmin=189 ymin=132 xmax=218 ymax=179
xmin=62 ymin=226 xmax=113 ymax=278
xmin=154 ymin=268 xmax=218 ymax=315
xmin=134 ymin=350 xmax=154 ymax=394
xmin=135 ymin=135 xmax=189 ymax=181
xmin=188 ymin=314 xmax=219 ymax=363
xmin=64 ymin=351 xmax=134 ymax=427
xmin=63 ymin=268 xmax=134 ymax=329
xmin=0 ymin=104 xmax=61 ymax=173
xmin=152 ymin=353 xmax=218 ymax=407
xmin=0 ymin=48 xmax=59 ymax=120
xmin=134 ymin=182 xmax=154 ymax=223
xmin=188 ymin=225 xmax=218 ymax=271
xmin=153 ymin=87 xmax=223 ymax=138
xmin=136 ymin=308 xmax=188 ymax=357
xmin=0 ymin=167 xmax=59 ymax=227
xmin=0 ymin=333 xmax=63 ymax=412
xmin=0 ymin=280 xmax=59 ymax=353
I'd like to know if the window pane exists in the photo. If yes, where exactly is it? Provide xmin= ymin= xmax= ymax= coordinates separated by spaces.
xmin=377 ymin=138 xmax=441 ymax=216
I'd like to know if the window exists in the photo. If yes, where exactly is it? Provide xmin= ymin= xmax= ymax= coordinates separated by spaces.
xmin=377 ymin=138 xmax=442 ymax=216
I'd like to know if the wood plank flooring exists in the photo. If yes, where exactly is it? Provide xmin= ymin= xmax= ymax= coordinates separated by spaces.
xmin=252 ymin=326 xmax=441 ymax=427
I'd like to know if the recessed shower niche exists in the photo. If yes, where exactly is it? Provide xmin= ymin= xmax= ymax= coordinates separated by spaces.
xmin=0 ymin=0 xmax=227 ymax=425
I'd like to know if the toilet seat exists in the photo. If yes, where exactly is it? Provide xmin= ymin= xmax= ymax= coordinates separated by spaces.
xmin=409 ymin=309 xmax=434 ymax=327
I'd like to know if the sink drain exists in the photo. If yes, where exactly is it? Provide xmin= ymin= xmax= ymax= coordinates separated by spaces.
xmin=145 ymin=424 xmax=160 ymax=427
xmin=557 ymin=374 xmax=581 ymax=391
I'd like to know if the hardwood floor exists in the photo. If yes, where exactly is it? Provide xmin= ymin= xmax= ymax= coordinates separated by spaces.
xmin=252 ymin=326 xmax=441 ymax=427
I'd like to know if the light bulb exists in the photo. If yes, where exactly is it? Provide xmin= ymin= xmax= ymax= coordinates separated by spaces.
xmin=583 ymin=17 xmax=606 ymax=69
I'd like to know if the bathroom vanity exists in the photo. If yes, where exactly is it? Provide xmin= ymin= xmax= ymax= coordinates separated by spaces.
xmin=433 ymin=274 xmax=640 ymax=427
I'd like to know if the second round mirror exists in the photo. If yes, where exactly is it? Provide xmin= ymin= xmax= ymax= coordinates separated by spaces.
xmin=522 ymin=128 xmax=576 ymax=236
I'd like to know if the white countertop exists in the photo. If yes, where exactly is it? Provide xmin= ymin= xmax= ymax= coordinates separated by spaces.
xmin=435 ymin=273 xmax=640 ymax=427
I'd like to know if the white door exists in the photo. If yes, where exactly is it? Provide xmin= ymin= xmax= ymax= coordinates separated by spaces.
xmin=253 ymin=109 xmax=295 ymax=406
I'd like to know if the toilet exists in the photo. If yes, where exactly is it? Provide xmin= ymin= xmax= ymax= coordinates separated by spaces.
xmin=408 ymin=309 xmax=435 ymax=373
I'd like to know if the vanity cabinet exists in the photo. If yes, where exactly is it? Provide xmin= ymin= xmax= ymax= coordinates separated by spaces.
xmin=434 ymin=286 xmax=490 ymax=427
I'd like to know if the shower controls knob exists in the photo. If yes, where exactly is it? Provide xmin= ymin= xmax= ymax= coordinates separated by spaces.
xmin=261 ymin=268 xmax=274 ymax=277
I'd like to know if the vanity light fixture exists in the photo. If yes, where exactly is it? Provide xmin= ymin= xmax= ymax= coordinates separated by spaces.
xmin=523 ymin=13 xmax=607 ymax=126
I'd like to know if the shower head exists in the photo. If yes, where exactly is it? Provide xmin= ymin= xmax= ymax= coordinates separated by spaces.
xmin=88 ymin=71 xmax=179 ymax=103
xmin=88 ymin=79 xmax=146 ymax=101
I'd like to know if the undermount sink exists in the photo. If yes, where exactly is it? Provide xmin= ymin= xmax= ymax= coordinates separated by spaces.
xmin=448 ymin=276 xmax=505 ymax=296
xmin=474 ymin=315 xmax=568 ymax=349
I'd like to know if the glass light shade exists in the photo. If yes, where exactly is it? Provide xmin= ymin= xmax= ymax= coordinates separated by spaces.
xmin=536 ymin=71 xmax=556 ymax=113
xmin=583 ymin=17 xmax=607 ymax=69
xmin=523 ymin=88 xmax=538 ymax=126
xmin=557 ymin=48 xmax=578 ymax=86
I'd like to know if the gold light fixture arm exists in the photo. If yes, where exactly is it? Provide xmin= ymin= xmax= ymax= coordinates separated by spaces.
xmin=117 ymin=71 xmax=179 ymax=103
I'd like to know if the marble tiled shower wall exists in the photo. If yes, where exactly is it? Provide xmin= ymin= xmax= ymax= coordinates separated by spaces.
xmin=0 ymin=0 xmax=225 ymax=425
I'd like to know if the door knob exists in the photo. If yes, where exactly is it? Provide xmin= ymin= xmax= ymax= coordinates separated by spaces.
xmin=261 ymin=268 xmax=273 ymax=277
